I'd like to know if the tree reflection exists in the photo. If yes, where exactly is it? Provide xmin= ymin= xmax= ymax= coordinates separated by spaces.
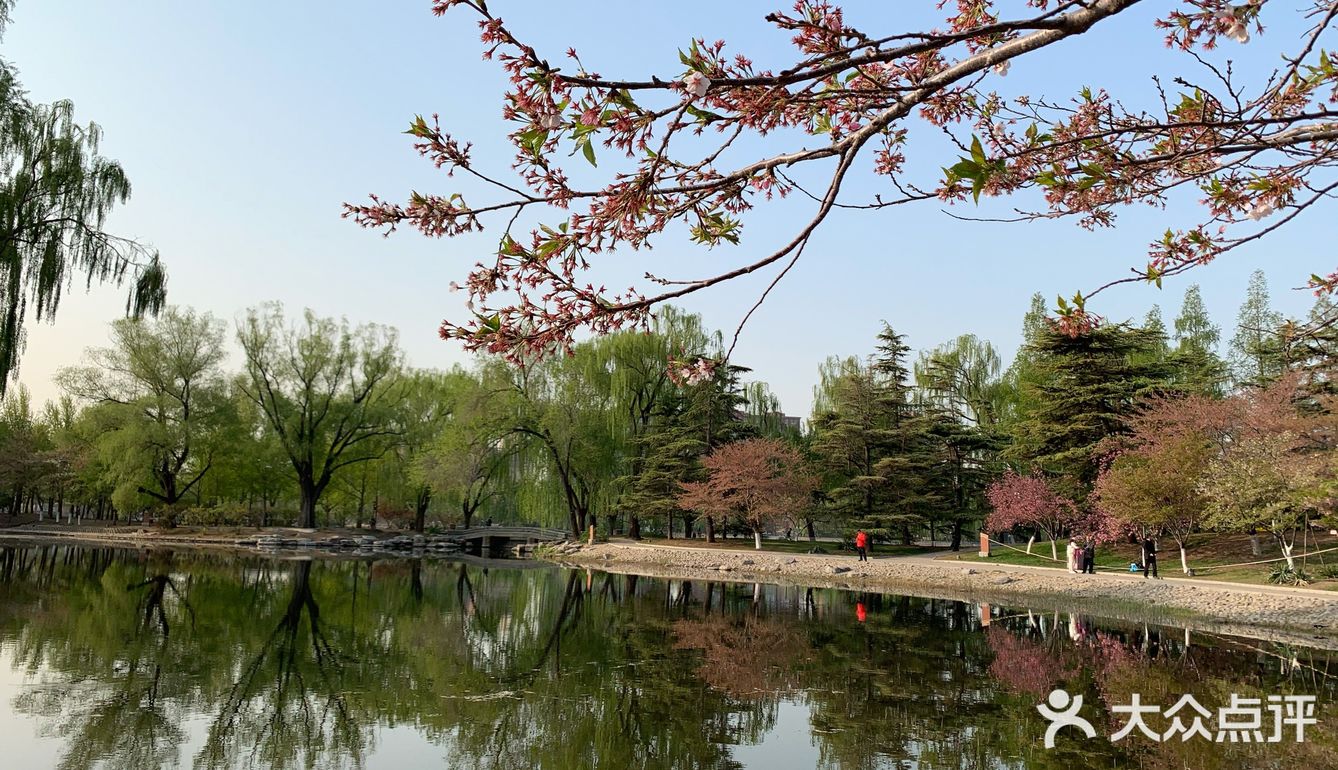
xmin=196 ymin=559 xmax=364 ymax=770
xmin=1 ymin=544 xmax=1337 ymax=770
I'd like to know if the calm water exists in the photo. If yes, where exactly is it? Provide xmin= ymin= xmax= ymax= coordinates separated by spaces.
xmin=0 ymin=543 xmax=1335 ymax=769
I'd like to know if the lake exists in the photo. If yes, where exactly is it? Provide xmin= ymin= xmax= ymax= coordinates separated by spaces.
xmin=0 ymin=542 xmax=1334 ymax=769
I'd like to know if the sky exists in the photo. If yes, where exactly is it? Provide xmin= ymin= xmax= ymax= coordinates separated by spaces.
xmin=4 ymin=1 xmax=1328 ymax=418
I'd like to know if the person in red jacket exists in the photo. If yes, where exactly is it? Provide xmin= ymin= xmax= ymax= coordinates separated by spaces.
xmin=855 ymin=530 xmax=869 ymax=561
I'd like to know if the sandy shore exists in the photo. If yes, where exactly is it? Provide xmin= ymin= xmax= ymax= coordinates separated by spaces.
xmin=543 ymin=541 xmax=1338 ymax=649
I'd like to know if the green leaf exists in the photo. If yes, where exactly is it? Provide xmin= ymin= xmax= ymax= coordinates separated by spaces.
xmin=582 ymin=140 xmax=597 ymax=167
xmin=970 ymin=135 xmax=986 ymax=165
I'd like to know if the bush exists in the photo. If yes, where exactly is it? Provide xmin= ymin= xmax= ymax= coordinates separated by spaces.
xmin=1315 ymin=564 xmax=1338 ymax=581
xmin=178 ymin=505 xmax=261 ymax=527
xmin=1268 ymin=564 xmax=1312 ymax=586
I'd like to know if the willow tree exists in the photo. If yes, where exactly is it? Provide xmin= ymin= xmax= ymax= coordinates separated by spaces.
xmin=915 ymin=335 xmax=1007 ymax=429
xmin=413 ymin=364 xmax=518 ymax=530
xmin=0 ymin=2 xmax=166 ymax=393
xmin=236 ymin=304 xmax=407 ymax=528
xmin=57 ymin=307 xmax=232 ymax=514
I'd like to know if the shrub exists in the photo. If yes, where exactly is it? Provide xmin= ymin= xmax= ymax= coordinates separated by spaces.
xmin=1268 ymin=564 xmax=1312 ymax=586
xmin=179 ymin=505 xmax=261 ymax=527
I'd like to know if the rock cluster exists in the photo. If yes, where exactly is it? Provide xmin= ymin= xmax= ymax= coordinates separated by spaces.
xmin=246 ymin=533 xmax=463 ymax=555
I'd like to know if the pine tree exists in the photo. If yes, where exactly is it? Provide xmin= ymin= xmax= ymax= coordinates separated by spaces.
xmin=811 ymin=324 xmax=947 ymax=545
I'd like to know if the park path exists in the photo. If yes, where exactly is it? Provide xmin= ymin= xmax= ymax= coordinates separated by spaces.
xmin=606 ymin=537 xmax=1338 ymax=601
xmin=873 ymin=547 xmax=1338 ymax=600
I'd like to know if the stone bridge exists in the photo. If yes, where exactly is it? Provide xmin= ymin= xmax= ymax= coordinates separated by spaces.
xmin=447 ymin=526 xmax=569 ymax=555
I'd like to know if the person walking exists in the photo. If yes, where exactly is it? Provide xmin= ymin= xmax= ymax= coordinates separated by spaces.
xmin=1082 ymin=541 xmax=1096 ymax=574
xmin=1066 ymin=539 xmax=1079 ymax=574
xmin=1141 ymin=538 xmax=1159 ymax=579
xmin=855 ymin=530 xmax=869 ymax=562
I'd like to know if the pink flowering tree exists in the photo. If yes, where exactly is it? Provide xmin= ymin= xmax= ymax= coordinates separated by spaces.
xmin=677 ymin=438 xmax=818 ymax=550
xmin=347 ymin=1 xmax=1338 ymax=364
xmin=984 ymin=470 xmax=1081 ymax=560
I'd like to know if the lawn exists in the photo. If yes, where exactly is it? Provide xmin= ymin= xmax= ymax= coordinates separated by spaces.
xmin=946 ymin=531 xmax=1338 ymax=589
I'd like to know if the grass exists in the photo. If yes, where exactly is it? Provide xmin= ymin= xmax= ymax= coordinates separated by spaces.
xmin=633 ymin=537 xmax=940 ymax=558
xmin=946 ymin=531 xmax=1338 ymax=589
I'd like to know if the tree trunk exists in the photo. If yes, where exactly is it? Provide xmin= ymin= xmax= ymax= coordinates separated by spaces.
xmin=413 ymin=487 xmax=431 ymax=533
xmin=901 ymin=525 xmax=912 ymax=546
xmin=1049 ymin=537 xmax=1059 ymax=561
xmin=1026 ymin=533 xmax=1035 ymax=555
xmin=299 ymin=483 xmax=318 ymax=529
xmin=1179 ymin=545 xmax=1190 ymax=575
xmin=949 ymin=519 xmax=963 ymax=552
xmin=706 ymin=516 xmax=716 ymax=543
xmin=1250 ymin=536 xmax=1262 ymax=556
xmin=753 ymin=530 xmax=762 ymax=550
xmin=1281 ymin=541 xmax=1297 ymax=571
xmin=806 ymin=518 xmax=816 ymax=542
xmin=628 ymin=514 xmax=642 ymax=540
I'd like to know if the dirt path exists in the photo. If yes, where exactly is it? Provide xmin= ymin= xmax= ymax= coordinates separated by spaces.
xmin=544 ymin=540 xmax=1338 ymax=649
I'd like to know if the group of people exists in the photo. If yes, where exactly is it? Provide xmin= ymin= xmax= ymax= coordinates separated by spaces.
xmin=1066 ymin=537 xmax=1162 ymax=578
xmin=1065 ymin=539 xmax=1097 ymax=574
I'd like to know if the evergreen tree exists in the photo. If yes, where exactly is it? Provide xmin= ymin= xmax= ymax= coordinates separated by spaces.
xmin=1141 ymin=305 xmax=1170 ymax=359
xmin=998 ymin=293 xmax=1048 ymax=425
xmin=617 ymin=361 xmax=751 ymax=540
xmin=1170 ymin=284 xmax=1226 ymax=395
xmin=811 ymin=324 xmax=947 ymax=545
xmin=1229 ymin=270 xmax=1285 ymax=388
xmin=1005 ymin=325 xmax=1169 ymax=499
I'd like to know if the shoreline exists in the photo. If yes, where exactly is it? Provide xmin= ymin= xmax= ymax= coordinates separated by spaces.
xmin=542 ymin=541 xmax=1338 ymax=650
xmin=8 ymin=527 xmax=1338 ymax=649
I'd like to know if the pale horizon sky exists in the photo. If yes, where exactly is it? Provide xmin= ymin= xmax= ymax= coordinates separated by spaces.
xmin=5 ymin=1 xmax=1327 ymax=417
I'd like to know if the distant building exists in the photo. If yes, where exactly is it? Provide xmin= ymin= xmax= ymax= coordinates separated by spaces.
xmin=732 ymin=409 xmax=803 ymax=434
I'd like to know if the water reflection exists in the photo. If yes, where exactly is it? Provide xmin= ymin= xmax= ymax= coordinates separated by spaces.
xmin=0 ymin=544 xmax=1334 ymax=769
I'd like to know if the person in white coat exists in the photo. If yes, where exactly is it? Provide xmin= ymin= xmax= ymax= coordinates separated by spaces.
xmin=1065 ymin=539 xmax=1079 ymax=573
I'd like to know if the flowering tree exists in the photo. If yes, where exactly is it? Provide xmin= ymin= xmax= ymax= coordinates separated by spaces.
xmin=984 ymin=470 xmax=1081 ymax=559
xmin=1199 ymin=431 xmax=1330 ymax=570
xmin=1090 ymin=393 xmax=1239 ymax=573
xmin=1092 ymin=437 xmax=1213 ymax=574
xmin=677 ymin=437 xmax=817 ymax=549
xmin=348 ymin=0 xmax=1338 ymax=365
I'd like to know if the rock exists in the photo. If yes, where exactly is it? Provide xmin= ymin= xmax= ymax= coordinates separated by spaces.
xmin=741 ymin=559 xmax=755 ymax=566
xmin=771 ymin=565 xmax=783 ymax=573
xmin=807 ymin=546 xmax=829 ymax=555
xmin=785 ymin=558 xmax=798 ymax=565
xmin=828 ymin=566 xmax=852 ymax=575
xmin=990 ymin=575 xmax=1014 ymax=585
xmin=963 ymin=568 xmax=977 ymax=575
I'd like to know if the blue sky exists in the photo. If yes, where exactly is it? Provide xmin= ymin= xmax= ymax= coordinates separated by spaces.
xmin=5 ymin=1 xmax=1326 ymax=417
